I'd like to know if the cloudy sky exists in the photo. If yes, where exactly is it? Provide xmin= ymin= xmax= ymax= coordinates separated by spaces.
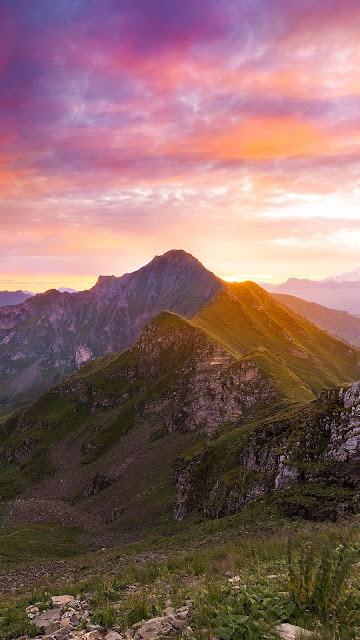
xmin=1 ymin=0 xmax=360 ymax=291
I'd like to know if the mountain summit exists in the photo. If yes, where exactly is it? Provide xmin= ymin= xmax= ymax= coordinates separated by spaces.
xmin=0 ymin=250 xmax=223 ymax=414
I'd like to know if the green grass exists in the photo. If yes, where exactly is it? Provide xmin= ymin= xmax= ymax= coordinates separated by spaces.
xmin=0 ymin=514 xmax=358 ymax=640
xmin=0 ymin=524 xmax=86 ymax=566
xmin=193 ymin=282 xmax=360 ymax=394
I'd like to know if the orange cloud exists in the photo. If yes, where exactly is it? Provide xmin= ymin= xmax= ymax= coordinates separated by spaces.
xmin=166 ymin=117 xmax=335 ymax=161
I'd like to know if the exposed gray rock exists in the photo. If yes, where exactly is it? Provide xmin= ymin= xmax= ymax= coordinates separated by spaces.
xmin=174 ymin=380 xmax=360 ymax=520
xmin=33 ymin=607 xmax=62 ymax=634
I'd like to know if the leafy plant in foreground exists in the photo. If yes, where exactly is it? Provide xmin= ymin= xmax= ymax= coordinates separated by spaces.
xmin=215 ymin=585 xmax=295 ymax=640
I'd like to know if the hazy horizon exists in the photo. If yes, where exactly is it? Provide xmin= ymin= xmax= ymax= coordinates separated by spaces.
xmin=2 ymin=251 xmax=360 ymax=294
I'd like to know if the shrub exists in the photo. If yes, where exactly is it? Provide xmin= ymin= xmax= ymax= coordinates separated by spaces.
xmin=92 ymin=607 xmax=117 ymax=628
xmin=287 ymin=537 xmax=358 ymax=623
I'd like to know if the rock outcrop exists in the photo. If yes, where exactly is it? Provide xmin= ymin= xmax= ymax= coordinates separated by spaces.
xmin=174 ymin=380 xmax=360 ymax=521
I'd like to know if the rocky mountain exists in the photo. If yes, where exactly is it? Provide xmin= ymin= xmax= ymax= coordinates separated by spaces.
xmin=272 ymin=293 xmax=360 ymax=347
xmin=1 ymin=251 xmax=360 ymax=417
xmin=0 ymin=290 xmax=33 ymax=307
xmin=0 ymin=250 xmax=223 ymax=415
xmin=261 ymin=274 xmax=360 ymax=314
xmin=0 ymin=311 xmax=310 ymax=531
xmin=177 ymin=380 xmax=360 ymax=522
xmin=0 ymin=310 xmax=358 ymax=537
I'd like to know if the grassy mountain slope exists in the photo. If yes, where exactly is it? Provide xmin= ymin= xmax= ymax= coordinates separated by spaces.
xmin=272 ymin=292 xmax=360 ymax=347
xmin=0 ymin=311 xmax=312 ymax=536
xmin=193 ymin=281 xmax=360 ymax=393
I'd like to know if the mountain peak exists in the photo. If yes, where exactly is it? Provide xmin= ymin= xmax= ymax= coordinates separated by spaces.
xmin=151 ymin=249 xmax=202 ymax=263
xmin=323 ymin=267 xmax=360 ymax=283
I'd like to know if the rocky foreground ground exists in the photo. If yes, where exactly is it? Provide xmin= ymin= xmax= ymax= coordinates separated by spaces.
xmin=16 ymin=589 xmax=314 ymax=640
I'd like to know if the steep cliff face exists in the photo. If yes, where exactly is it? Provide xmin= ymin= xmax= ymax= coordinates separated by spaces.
xmin=174 ymin=381 xmax=360 ymax=521
xmin=0 ymin=251 xmax=223 ymax=414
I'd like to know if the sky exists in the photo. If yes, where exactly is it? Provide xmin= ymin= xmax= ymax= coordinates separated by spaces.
xmin=1 ymin=0 xmax=360 ymax=292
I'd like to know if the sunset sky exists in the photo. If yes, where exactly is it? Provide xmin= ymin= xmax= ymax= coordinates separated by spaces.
xmin=1 ymin=0 xmax=360 ymax=292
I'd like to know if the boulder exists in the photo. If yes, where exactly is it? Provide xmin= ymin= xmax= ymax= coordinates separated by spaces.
xmin=33 ymin=608 xmax=62 ymax=634
xmin=275 ymin=623 xmax=315 ymax=640
xmin=133 ymin=611 xmax=188 ymax=640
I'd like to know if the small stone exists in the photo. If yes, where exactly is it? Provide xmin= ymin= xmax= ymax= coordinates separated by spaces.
xmin=275 ymin=623 xmax=315 ymax=640
xmin=134 ymin=616 xmax=173 ymax=640
xmin=176 ymin=610 xmax=188 ymax=620
xmin=53 ymin=628 xmax=71 ymax=639
xmin=84 ymin=632 xmax=105 ymax=640
xmin=131 ymin=622 xmax=142 ymax=630
xmin=173 ymin=617 xmax=187 ymax=632
xmin=163 ymin=607 xmax=175 ymax=616
xmin=26 ymin=605 xmax=40 ymax=616
xmin=104 ymin=632 xmax=123 ymax=640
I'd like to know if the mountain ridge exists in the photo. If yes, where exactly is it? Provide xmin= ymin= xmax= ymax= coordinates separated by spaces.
xmin=1 ymin=309 xmax=306 ymax=532
xmin=1 ymin=308 xmax=358 ymax=536
xmin=272 ymin=293 xmax=360 ymax=347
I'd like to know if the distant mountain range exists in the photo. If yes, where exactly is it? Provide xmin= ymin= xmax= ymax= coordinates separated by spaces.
xmin=261 ymin=267 xmax=360 ymax=314
xmin=57 ymin=287 xmax=78 ymax=294
xmin=0 ymin=287 xmax=78 ymax=307
xmin=0 ymin=290 xmax=33 ymax=307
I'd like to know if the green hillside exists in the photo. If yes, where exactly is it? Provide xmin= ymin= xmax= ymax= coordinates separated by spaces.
xmin=193 ymin=282 xmax=360 ymax=393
